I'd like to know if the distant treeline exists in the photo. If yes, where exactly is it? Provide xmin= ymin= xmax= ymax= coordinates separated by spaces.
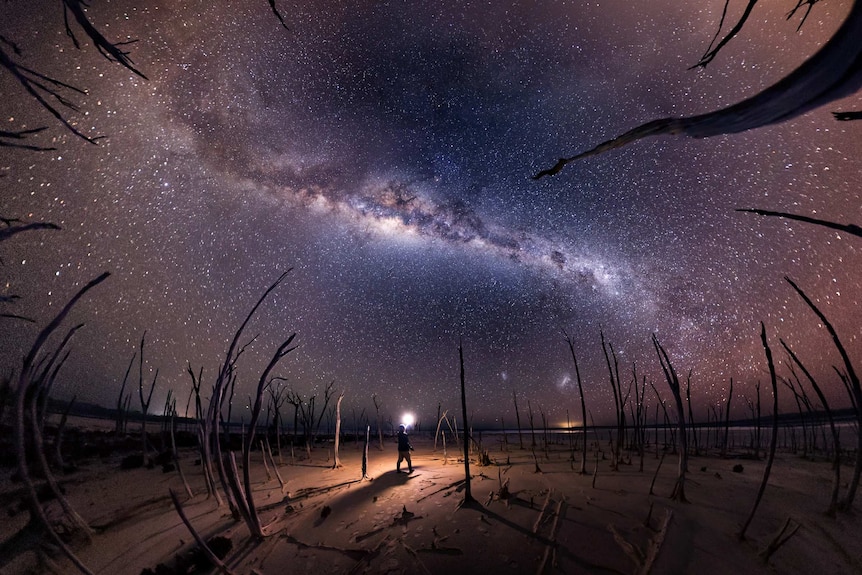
xmin=43 ymin=397 xmax=857 ymax=433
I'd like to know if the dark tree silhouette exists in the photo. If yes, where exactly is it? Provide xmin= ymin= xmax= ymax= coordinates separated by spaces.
xmin=563 ymin=329 xmax=588 ymax=474
xmin=2 ymin=1 xmax=286 ymax=148
xmin=738 ymin=322 xmax=780 ymax=540
xmin=738 ymin=208 xmax=862 ymax=238
xmin=0 ymin=217 xmax=60 ymax=244
xmin=786 ymin=276 xmax=862 ymax=511
xmin=652 ymin=334 xmax=689 ymax=502
xmin=534 ymin=0 xmax=862 ymax=179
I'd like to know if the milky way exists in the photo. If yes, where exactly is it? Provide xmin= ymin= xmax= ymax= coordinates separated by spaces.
xmin=2 ymin=0 xmax=862 ymax=427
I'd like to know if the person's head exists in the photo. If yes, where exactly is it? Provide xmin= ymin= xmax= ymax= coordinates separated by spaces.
xmin=399 ymin=424 xmax=406 ymax=432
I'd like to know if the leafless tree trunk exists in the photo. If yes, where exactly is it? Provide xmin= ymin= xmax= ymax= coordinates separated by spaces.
xmin=457 ymin=342 xmax=477 ymax=507
xmin=332 ymin=391 xmax=345 ymax=469
xmin=739 ymin=323 xmax=779 ymax=539
xmin=563 ymin=330 xmax=588 ymax=474
xmin=373 ymin=394 xmax=384 ymax=450
xmin=781 ymin=339 xmax=842 ymax=515
xmin=171 ymin=408 xmax=194 ymax=499
xmin=137 ymin=332 xmax=158 ymax=464
xmin=14 ymin=272 xmax=108 ymax=574
xmin=512 ymin=390 xmax=524 ymax=450
xmin=240 ymin=332 xmax=297 ymax=538
xmin=722 ymin=378 xmax=734 ymax=458
xmin=787 ymin=277 xmax=862 ymax=511
xmin=652 ymin=334 xmax=688 ymax=503
xmin=112 ymin=353 xmax=134 ymax=434
xmin=601 ymin=331 xmax=626 ymax=469
xmin=685 ymin=370 xmax=699 ymax=456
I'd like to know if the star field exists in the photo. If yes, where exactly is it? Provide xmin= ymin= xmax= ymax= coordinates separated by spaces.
xmin=2 ymin=0 xmax=862 ymax=427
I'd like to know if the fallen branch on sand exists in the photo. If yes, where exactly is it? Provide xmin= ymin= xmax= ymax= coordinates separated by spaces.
xmin=608 ymin=508 xmax=673 ymax=575
xmin=536 ymin=498 xmax=565 ymax=574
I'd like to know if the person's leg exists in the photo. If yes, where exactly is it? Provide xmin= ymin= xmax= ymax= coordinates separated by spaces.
xmin=397 ymin=451 xmax=404 ymax=472
xmin=406 ymin=451 xmax=413 ymax=472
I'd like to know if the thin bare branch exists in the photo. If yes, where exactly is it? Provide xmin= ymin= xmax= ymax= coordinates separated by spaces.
xmin=738 ymin=208 xmax=862 ymax=238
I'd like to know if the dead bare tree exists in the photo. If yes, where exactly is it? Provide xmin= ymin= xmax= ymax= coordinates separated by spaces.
xmin=14 ymin=272 xmax=108 ymax=575
xmin=512 ymin=389 xmax=524 ymax=450
xmin=527 ymin=399 xmax=537 ymax=449
xmin=563 ymin=329 xmax=588 ymax=473
xmin=114 ymin=353 xmax=135 ymax=435
xmin=312 ymin=380 xmax=336 ymax=444
xmin=267 ymin=380 xmax=288 ymax=463
xmin=457 ymin=342 xmax=478 ymax=508
xmin=373 ymin=393 xmax=384 ymax=450
xmin=684 ymin=370 xmax=699 ymax=456
xmin=601 ymin=331 xmax=626 ymax=469
xmin=786 ymin=277 xmax=862 ymax=511
xmin=781 ymin=366 xmax=815 ymax=456
xmin=239 ymin=330 xmax=297 ymax=538
xmin=137 ymin=331 xmax=158 ymax=465
xmin=198 ymin=270 xmax=293 ymax=522
xmin=722 ymin=378 xmax=734 ymax=458
xmin=332 ymin=391 xmax=345 ymax=469
xmin=781 ymin=339 xmax=842 ymax=515
xmin=739 ymin=323 xmax=780 ymax=540
xmin=187 ymin=363 xmax=220 ymax=502
xmin=632 ymin=367 xmax=648 ymax=471
xmin=652 ymin=334 xmax=688 ymax=502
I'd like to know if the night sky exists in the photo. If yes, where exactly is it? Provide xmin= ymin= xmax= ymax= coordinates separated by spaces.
xmin=2 ymin=0 xmax=861 ymax=428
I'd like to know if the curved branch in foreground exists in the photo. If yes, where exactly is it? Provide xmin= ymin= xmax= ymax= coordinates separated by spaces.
xmin=0 ymin=218 xmax=61 ymax=243
xmin=533 ymin=0 xmax=862 ymax=179
xmin=737 ymin=208 xmax=862 ymax=238
xmin=786 ymin=277 xmax=862 ymax=511
xmin=14 ymin=273 xmax=109 ymax=575
xmin=0 ymin=128 xmax=55 ymax=151
xmin=0 ymin=44 xmax=101 ymax=145
xmin=738 ymin=322 xmax=779 ymax=540
xmin=61 ymin=0 xmax=147 ymax=79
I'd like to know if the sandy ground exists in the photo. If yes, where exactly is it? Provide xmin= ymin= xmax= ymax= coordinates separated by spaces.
xmin=1 ymin=427 xmax=861 ymax=575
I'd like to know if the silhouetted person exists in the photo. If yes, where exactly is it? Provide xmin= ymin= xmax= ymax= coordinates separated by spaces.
xmin=396 ymin=424 xmax=414 ymax=473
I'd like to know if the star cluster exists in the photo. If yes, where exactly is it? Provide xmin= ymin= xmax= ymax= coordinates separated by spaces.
xmin=2 ymin=0 xmax=861 ymax=427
